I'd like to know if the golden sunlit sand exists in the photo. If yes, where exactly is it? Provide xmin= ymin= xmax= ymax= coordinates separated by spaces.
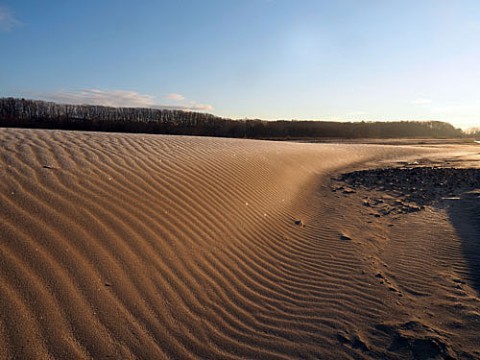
xmin=1 ymin=128 xmax=480 ymax=359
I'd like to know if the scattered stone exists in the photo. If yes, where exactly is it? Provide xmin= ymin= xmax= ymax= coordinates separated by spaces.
xmin=104 ymin=282 xmax=112 ymax=287
xmin=338 ymin=167 xmax=480 ymax=211
xmin=294 ymin=219 xmax=304 ymax=226
xmin=340 ymin=233 xmax=352 ymax=241
xmin=43 ymin=165 xmax=55 ymax=169
xmin=400 ymin=204 xmax=421 ymax=213
xmin=380 ymin=208 xmax=391 ymax=215
xmin=334 ymin=167 xmax=476 ymax=218
xmin=408 ymin=204 xmax=421 ymax=212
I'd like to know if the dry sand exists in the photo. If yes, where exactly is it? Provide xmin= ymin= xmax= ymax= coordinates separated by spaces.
xmin=0 ymin=128 xmax=479 ymax=359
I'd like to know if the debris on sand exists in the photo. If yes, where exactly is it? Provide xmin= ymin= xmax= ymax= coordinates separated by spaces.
xmin=374 ymin=321 xmax=456 ymax=360
xmin=335 ymin=167 xmax=480 ymax=216
xmin=294 ymin=219 xmax=304 ymax=226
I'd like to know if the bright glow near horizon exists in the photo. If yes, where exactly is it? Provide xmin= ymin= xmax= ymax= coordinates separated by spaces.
xmin=1 ymin=0 xmax=479 ymax=129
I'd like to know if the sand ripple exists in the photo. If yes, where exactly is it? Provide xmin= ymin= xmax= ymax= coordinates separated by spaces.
xmin=1 ymin=129 xmax=477 ymax=359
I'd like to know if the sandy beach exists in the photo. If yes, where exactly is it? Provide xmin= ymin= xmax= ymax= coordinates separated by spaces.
xmin=1 ymin=128 xmax=479 ymax=359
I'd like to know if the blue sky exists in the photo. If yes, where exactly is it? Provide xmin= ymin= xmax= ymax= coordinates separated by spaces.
xmin=1 ymin=0 xmax=480 ymax=128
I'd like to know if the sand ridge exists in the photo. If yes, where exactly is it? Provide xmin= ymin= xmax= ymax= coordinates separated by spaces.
xmin=0 ymin=128 xmax=479 ymax=359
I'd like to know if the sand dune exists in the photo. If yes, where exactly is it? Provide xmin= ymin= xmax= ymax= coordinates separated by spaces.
xmin=1 ymin=128 xmax=479 ymax=359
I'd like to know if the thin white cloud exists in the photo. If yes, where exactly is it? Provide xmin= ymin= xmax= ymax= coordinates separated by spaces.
xmin=164 ymin=93 xmax=185 ymax=101
xmin=0 ymin=5 xmax=20 ymax=32
xmin=412 ymin=98 xmax=433 ymax=105
xmin=44 ymin=89 xmax=156 ymax=107
xmin=162 ymin=92 xmax=213 ymax=111
xmin=37 ymin=89 xmax=214 ymax=112
xmin=187 ymin=103 xmax=213 ymax=112
xmin=156 ymin=103 xmax=214 ymax=112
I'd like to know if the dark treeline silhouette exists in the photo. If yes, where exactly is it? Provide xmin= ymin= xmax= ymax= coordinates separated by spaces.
xmin=0 ymin=97 xmax=465 ymax=139
xmin=465 ymin=127 xmax=480 ymax=139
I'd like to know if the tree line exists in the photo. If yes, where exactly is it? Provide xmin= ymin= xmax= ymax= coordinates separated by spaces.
xmin=0 ymin=97 xmax=466 ymax=139
xmin=465 ymin=127 xmax=480 ymax=138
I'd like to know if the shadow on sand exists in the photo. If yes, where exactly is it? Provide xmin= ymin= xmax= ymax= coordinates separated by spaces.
xmin=447 ymin=195 xmax=480 ymax=294
xmin=340 ymin=166 xmax=480 ymax=293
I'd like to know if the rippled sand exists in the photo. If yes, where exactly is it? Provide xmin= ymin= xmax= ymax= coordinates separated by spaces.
xmin=1 ymin=128 xmax=479 ymax=359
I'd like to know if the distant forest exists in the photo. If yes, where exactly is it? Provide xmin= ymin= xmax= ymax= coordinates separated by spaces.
xmin=0 ymin=97 xmax=467 ymax=139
